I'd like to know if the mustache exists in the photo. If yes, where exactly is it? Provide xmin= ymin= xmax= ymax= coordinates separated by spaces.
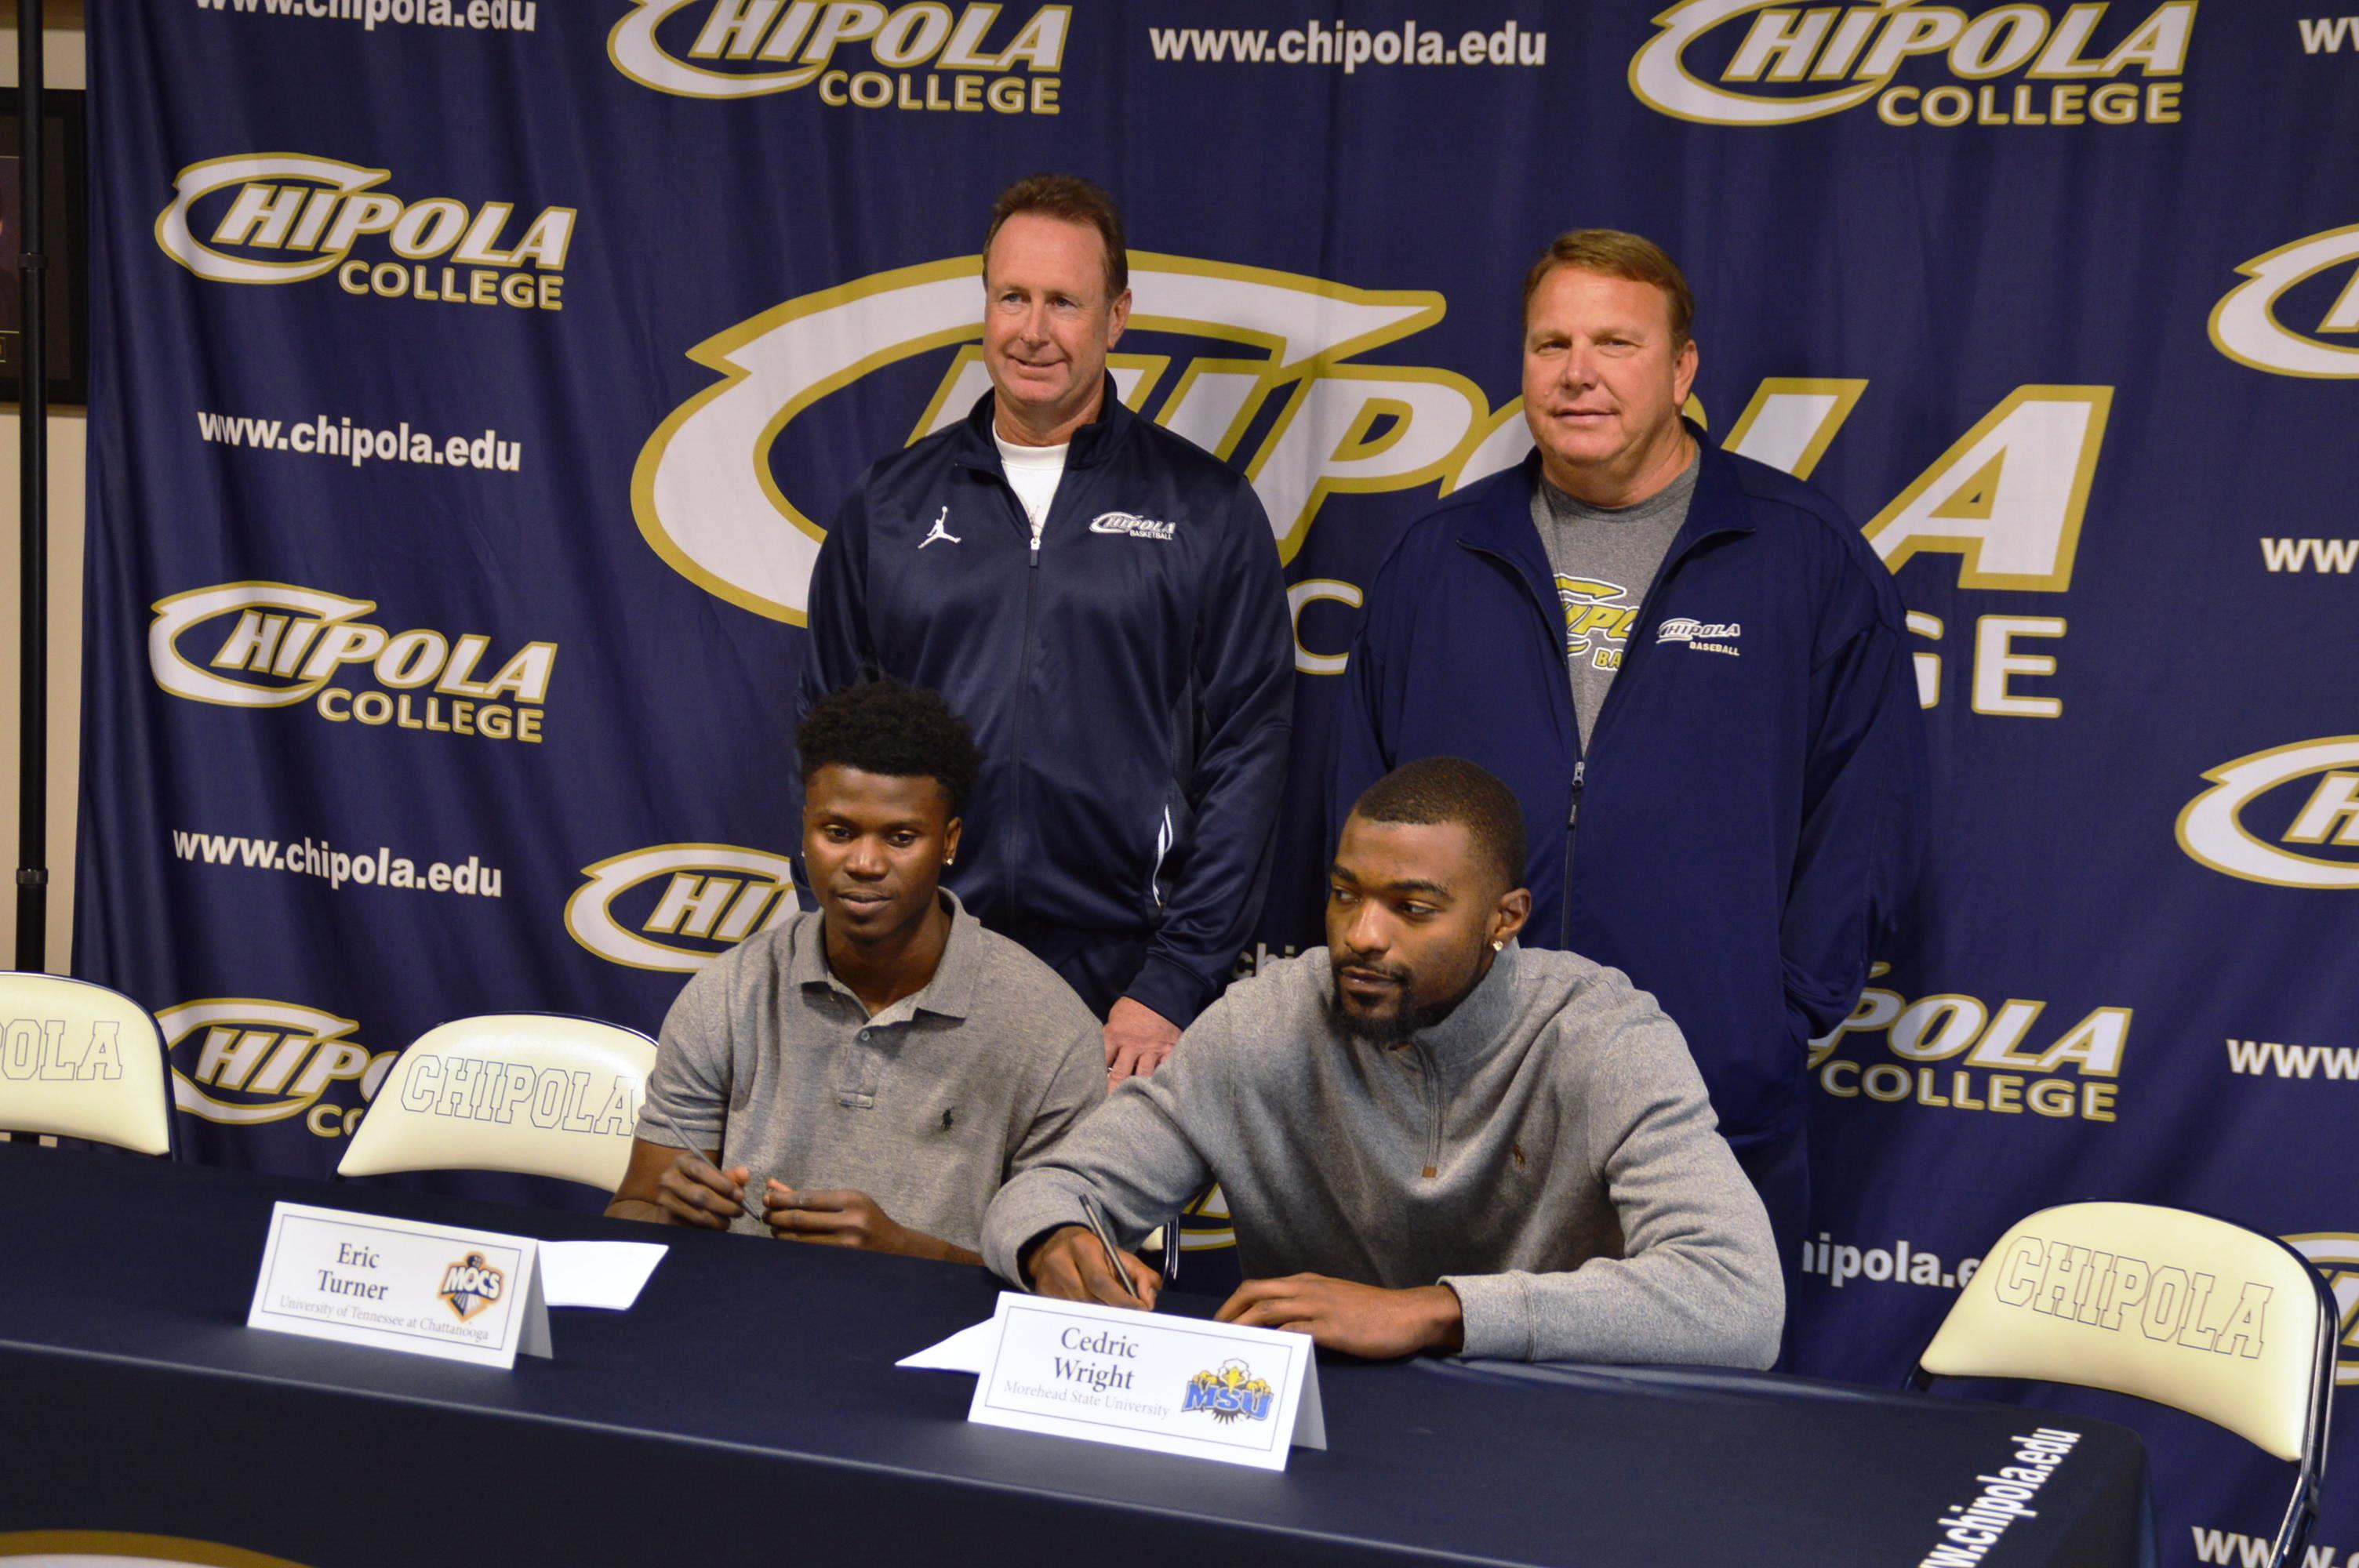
xmin=1333 ymin=954 xmax=1411 ymax=984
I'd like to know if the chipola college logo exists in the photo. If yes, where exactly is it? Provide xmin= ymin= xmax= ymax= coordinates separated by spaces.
xmin=1089 ymin=511 xmax=1176 ymax=541
xmin=2177 ymin=739 xmax=2359 ymax=890
xmin=158 ymin=998 xmax=395 ymax=1142
xmin=634 ymin=252 xmax=1512 ymax=623
xmin=1808 ymin=964 xmax=2128 ymax=1122
xmin=635 ymin=260 xmax=2117 ymax=655
xmin=2283 ymin=1235 xmax=2359 ymax=1386
xmin=1554 ymin=577 xmax=1634 ymax=670
xmin=1182 ymin=1359 xmax=1275 ymax=1423
xmin=608 ymin=0 xmax=1068 ymax=113
xmin=1656 ymin=616 xmax=1743 ymax=658
xmin=155 ymin=154 xmax=574 ymax=310
xmin=148 ymin=583 xmax=557 ymax=744
xmin=438 ymin=1252 xmax=506 ymax=1321
xmin=1629 ymin=1 xmax=2193 ymax=129
xmin=565 ymin=844 xmax=801 ymax=971
xmin=2209 ymin=225 xmax=2359 ymax=379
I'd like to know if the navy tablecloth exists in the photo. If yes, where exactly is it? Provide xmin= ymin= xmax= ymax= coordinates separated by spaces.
xmin=0 ymin=1143 xmax=2154 ymax=1566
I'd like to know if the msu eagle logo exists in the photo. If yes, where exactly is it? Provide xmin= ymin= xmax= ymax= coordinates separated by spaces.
xmin=438 ymin=1253 xmax=507 ymax=1322
xmin=1181 ymin=1359 xmax=1275 ymax=1424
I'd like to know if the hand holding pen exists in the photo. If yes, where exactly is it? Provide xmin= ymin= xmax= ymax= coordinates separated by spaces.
xmin=638 ymin=1099 xmax=762 ymax=1229
xmin=1020 ymin=1194 xmax=1163 ymax=1309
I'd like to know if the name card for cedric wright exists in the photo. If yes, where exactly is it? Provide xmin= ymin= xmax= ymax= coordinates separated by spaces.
xmin=246 ymin=1203 xmax=552 ymax=1370
xmin=967 ymin=1293 xmax=1325 ymax=1471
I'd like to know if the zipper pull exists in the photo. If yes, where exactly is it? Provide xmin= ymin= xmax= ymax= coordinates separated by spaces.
xmin=1568 ymin=759 xmax=1586 ymax=827
xmin=1029 ymin=532 xmax=1041 ymax=566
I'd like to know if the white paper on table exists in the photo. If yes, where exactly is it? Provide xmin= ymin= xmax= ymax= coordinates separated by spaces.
xmin=896 ymin=1317 xmax=996 ymax=1372
xmin=537 ymin=1240 xmax=669 ymax=1309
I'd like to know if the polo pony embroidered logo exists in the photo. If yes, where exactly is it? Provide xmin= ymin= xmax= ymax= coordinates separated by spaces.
xmin=918 ymin=507 xmax=962 ymax=548
xmin=1089 ymin=510 xmax=1177 ymax=541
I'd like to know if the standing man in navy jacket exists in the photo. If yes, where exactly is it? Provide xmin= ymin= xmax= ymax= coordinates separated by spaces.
xmin=801 ymin=174 xmax=1293 ymax=1087
xmin=1331 ymin=230 xmax=1927 ymax=1279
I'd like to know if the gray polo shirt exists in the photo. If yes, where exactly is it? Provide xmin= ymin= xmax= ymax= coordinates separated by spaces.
xmin=645 ymin=891 xmax=1107 ymax=1248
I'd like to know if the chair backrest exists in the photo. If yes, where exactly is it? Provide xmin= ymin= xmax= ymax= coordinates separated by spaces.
xmin=1919 ymin=1201 xmax=2333 ymax=1463
xmin=0 ymin=972 xmax=174 ymax=1156
xmin=337 ymin=1013 xmax=657 ymax=1190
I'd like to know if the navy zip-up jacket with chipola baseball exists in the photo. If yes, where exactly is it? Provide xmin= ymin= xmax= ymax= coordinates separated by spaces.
xmin=1331 ymin=429 xmax=1928 ymax=1149
xmin=800 ymin=383 xmax=1293 ymax=1029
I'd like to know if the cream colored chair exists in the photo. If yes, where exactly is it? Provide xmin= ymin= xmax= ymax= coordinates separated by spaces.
xmin=0 ymin=972 xmax=174 ymax=1156
xmin=1911 ymin=1201 xmax=2335 ymax=1568
xmin=337 ymin=1013 xmax=657 ymax=1191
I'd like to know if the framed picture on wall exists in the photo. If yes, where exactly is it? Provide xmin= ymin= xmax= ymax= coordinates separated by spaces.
xmin=0 ymin=86 xmax=88 ymax=407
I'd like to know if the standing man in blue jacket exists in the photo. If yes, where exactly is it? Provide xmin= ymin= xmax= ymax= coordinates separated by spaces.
xmin=801 ymin=174 xmax=1294 ymax=1088
xmin=1330 ymin=230 xmax=1927 ymax=1279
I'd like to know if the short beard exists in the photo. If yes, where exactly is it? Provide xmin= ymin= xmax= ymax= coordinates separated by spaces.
xmin=1325 ymin=980 xmax=1470 ymax=1047
xmin=1330 ymin=943 xmax=1491 ymax=1037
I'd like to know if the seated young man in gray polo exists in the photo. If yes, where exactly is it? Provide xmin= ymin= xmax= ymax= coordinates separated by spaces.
xmin=983 ymin=757 xmax=1782 ymax=1365
xmin=608 ymin=680 xmax=1106 ymax=1264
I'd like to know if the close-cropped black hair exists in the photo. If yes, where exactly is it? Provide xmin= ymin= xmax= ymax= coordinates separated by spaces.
xmin=796 ymin=680 xmax=982 ymax=815
xmin=1348 ymin=757 xmax=1528 ymax=891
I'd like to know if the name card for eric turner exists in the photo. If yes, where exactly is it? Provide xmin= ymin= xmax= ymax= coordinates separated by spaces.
xmin=247 ymin=1202 xmax=552 ymax=1370
xmin=967 ymin=1293 xmax=1325 ymax=1471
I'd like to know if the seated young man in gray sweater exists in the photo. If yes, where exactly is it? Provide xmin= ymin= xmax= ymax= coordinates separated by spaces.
xmin=981 ymin=757 xmax=1782 ymax=1367
xmin=609 ymin=680 xmax=1105 ymax=1263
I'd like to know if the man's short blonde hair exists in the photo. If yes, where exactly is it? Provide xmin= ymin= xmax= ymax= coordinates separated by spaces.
xmin=1521 ymin=230 xmax=1695 ymax=350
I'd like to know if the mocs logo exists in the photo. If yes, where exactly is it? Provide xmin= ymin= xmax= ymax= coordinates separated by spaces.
xmin=1630 ymin=1 xmax=2191 ymax=129
xmin=2282 ymin=1235 xmax=2359 ymax=1387
xmin=438 ymin=1253 xmax=506 ymax=1321
xmin=160 ymin=998 xmax=394 ymax=1141
xmin=2178 ymin=738 xmax=2359 ymax=890
xmin=609 ymin=0 xmax=1067 ymax=114
xmin=1809 ymin=965 xmax=2127 ymax=1121
xmin=155 ymin=154 xmax=574 ymax=311
xmin=149 ymin=582 xmax=557 ymax=744
xmin=2210 ymin=225 xmax=2359 ymax=379
xmin=566 ymin=844 xmax=801 ymax=971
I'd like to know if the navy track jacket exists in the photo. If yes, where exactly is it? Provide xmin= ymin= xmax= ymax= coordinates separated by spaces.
xmin=800 ymin=383 xmax=1294 ymax=1029
xmin=1331 ymin=430 xmax=1928 ymax=1147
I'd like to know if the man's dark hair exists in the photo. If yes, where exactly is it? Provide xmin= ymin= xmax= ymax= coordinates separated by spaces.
xmin=984 ymin=172 xmax=1128 ymax=299
xmin=797 ymin=681 xmax=982 ymax=815
xmin=1349 ymin=757 xmax=1528 ymax=892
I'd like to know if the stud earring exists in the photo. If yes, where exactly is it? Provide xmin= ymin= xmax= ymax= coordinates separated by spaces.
xmin=1492 ymin=940 xmax=1504 ymax=953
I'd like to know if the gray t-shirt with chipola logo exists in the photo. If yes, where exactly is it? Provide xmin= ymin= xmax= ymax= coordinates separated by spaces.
xmin=1529 ymin=456 xmax=1698 ymax=750
xmin=643 ymin=889 xmax=1106 ymax=1249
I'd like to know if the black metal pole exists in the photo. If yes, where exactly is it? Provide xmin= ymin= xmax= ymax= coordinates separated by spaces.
xmin=14 ymin=0 xmax=48 ymax=972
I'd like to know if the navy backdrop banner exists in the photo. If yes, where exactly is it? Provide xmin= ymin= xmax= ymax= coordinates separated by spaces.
xmin=75 ymin=3 xmax=2358 ymax=1562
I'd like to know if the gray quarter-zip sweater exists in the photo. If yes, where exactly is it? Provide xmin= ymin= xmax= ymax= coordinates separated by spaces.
xmin=981 ymin=943 xmax=1782 ymax=1367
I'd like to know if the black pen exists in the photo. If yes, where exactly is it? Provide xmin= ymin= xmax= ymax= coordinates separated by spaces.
xmin=1080 ymin=1193 xmax=1141 ymax=1302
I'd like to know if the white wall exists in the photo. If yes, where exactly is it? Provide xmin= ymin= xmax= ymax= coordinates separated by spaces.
xmin=0 ymin=1 xmax=89 ymax=973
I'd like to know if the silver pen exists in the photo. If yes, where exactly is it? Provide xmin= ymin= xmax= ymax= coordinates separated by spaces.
xmin=1080 ymin=1192 xmax=1142 ymax=1302
xmin=638 ymin=1099 xmax=761 ymax=1224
